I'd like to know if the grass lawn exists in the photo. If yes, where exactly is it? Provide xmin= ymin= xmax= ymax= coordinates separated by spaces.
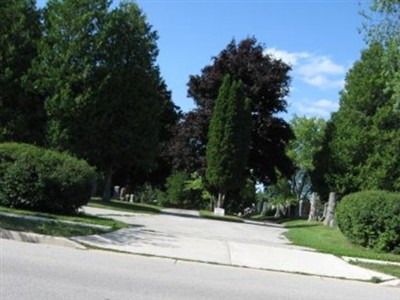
xmin=0 ymin=205 xmax=127 ymax=237
xmin=199 ymin=210 xmax=244 ymax=223
xmin=349 ymin=261 xmax=400 ymax=279
xmin=283 ymin=220 xmax=400 ymax=263
xmin=88 ymin=197 xmax=162 ymax=214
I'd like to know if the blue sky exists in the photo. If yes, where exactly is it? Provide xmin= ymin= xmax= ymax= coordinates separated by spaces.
xmin=37 ymin=0 xmax=369 ymax=119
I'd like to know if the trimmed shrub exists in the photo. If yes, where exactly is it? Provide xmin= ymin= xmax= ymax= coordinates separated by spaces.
xmin=0 ymin=143 xmax=96 ymax=214
xmin=336 ymin=190 xmax=400 ymax=253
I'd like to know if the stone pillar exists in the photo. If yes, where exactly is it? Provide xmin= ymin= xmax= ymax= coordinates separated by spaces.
xmin=324 ymin=192 xmax=337 ymax=226
xmin=308 ymin=192 xmax=320 ymax=221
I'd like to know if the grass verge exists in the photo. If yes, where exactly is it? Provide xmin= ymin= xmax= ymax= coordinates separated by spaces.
xmin=199 ymin=210 xmax=244 ymax=223
xmin=348 ymin=261 xmax=400 ymax=279
xmin=283 ymin=220 xmax=400 ymax=263
xmin=88 ymin=197 xmax=161 ymax=214
xmin=0 ymin=206 xmax=127 ymax=237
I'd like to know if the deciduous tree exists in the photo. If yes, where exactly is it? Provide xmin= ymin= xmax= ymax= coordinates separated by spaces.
xmin=169 ymin=38 xmax=294 ymax=185
xmin=0 ymin=0 xmax=45 ymax=144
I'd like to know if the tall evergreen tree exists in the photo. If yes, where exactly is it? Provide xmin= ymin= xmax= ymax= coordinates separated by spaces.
xmin=206 ymin=75 xmax=251 ymax=208
xmin=37 ymin=0 xmax=165 ymax=202
xmin=0 ymin=0 xmax=45 ymax=144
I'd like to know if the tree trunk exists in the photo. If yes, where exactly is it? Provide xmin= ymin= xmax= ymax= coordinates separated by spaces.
xmin=323 ymin=192 xmax=337 ymax=226
xmin=102 ymin=166 xmax=114 ymax=203
xmin=274 ymin=205 xmax=282 ymax=218
xmin=298 ymin=200 xmax=303 ymax=217
xmin=308 ymin=192 xmax=320 ymax=221
xmin=217 ymin=192 xmax=225 ymax=208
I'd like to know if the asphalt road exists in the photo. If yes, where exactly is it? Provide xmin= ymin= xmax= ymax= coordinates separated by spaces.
xmin=2 ymin=239 xmax=399 ymax=300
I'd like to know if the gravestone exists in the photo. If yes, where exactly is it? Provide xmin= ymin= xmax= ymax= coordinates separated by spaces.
xmin=214 ymin=207 xmax=225 ymax=216
xmin=119 ymin=187 xmax=126 ymax=200
xmin=113 ymin=186 xmax=120 ymax=199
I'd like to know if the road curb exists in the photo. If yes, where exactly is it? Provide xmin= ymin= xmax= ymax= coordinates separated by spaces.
xmin=1 ymin=229 xmax=86 ymax=250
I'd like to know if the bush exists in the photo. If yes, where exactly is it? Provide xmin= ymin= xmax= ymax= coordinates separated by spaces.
xmin=0 ymin=143 xmax=96 ymax=214
xmin=336 ymin=190 xmax=400 ymax=253
xmin=158 ymin=171 xmax=190 ymax=208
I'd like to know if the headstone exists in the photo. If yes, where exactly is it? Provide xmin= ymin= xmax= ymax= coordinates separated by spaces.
xmin=119 ymin=187 xmax=126 ymax=200
xmin=129 ymin=194 xmax=134 ymax=203
xmin=323 ymin=192 xmax=337 ymax=226
xmin=308 ymin=192 xmax=320 ymax=221
xmin=214 ymin=207 xmax=225 ymax=216
xmin=113 ymin=186 xmax=120 ymax=199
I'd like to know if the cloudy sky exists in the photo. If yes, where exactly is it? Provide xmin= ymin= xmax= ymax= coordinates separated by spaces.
xmin=37 ymin=0 xmax=369 ymax=119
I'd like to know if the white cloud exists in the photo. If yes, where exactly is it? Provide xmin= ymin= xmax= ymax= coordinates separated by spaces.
xmin=264 ymin=48 xmax=346 ymax=89
xmin=295 ymin=99 xmax=339 ymax=118
xmin=298 ymin=56 xmax=345 ymax=77
xmin=263 ymin=48 xmax=310 ymax=66
xmin=315 ymin=99 xmax=339 ymax=110
xmin=303 ymin=75 xmax=344 ymax=89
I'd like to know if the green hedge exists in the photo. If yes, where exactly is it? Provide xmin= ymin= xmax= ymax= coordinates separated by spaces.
xmin=336 ymin=190 xmax=400 ymax=253
xmin=0 ymin=143 xmax=96 ymax=214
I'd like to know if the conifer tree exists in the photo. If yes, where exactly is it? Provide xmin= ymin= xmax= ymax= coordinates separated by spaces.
xmin=206 ymin=75 xmax=251 ymax=208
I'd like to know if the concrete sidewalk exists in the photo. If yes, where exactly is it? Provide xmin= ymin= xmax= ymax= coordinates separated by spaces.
xmin=73 ymin=206 xmax=397 ymax=283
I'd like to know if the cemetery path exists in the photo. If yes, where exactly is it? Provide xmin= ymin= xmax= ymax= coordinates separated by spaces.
xmin=74 ymin=206 xmax=396 ymax=283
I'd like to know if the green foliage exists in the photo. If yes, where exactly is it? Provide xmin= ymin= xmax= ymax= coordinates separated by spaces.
xmin=36 ymin=0 xmax=164 ymax=201
xmin=184 ymin=172 xmax=212 ymax=204
xmin=313 ymin=43 xmax=400 ymax=196
xmin=288 ymin=116 xmax=326 ymax=172
xmin=158 ymin=171 xmax=207 ymax=209
xmin=0 ymin=0 xmax=45 ymax=144
xmin=288 ymin=116 xmax=326 ymax=201
xmin=0 ymin=143 xmax=96 ymax=214
xmin=336 ymin=191 xmax=400 ymax=253
xmin=361 ymin=0 xmax=400 ymax=46
xmin=171 ymin=38 xmax=294 ymax=185
xmin=158 ymin=171 xmax=191 ymax=208
xmin=266 ymin=177 xmax=296 ymax=206
xmin=284 ymin=219 xmax=400 ymax=262
xmin=205 ymin=75 xmax=251 ymax=206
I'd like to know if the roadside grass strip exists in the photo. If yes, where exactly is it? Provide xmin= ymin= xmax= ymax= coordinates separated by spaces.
xmin=199 ymin=210 xmax=244 ymax=223
xmin=0 ymin=206 xmax=127 ymax=237
xmin=282 ymin=220 xmax=400 ymax=263
xmin=347 ymin=260 xmax=400 ymax=279
xmin=88 ymin=197 xmax=162 ymax=214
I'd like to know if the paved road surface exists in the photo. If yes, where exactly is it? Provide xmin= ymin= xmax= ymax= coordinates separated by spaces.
xmin=74 ymin=207 xmax=394 ymax=281
xmin=2 ymin=239 xmax=398 ymax=300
